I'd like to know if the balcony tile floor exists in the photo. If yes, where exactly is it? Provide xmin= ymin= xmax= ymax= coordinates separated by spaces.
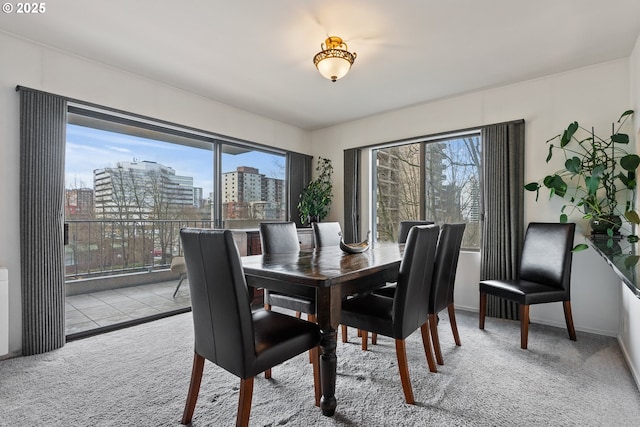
xmin=65 ymin=279 xmax=191 ymax=336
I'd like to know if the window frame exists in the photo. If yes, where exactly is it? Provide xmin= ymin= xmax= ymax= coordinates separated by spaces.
xmin=371 ymin=129 xmax=482 ymax=251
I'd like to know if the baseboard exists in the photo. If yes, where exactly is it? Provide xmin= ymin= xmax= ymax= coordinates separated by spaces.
xmin=455 ymin=304 xmax=617 ymax=337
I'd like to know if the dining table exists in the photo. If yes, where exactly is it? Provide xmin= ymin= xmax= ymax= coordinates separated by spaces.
xmin=241 ymin=242 xmax=405 ymax=417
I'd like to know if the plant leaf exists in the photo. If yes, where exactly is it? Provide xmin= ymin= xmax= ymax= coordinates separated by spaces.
xmin=625 ymin=210 xmax=640 ymax=225
xmin=565 ymin=157 xmax=581 ymax=174
xmin=524 ymin=182 xmax=540 ymax=191
xmin=628 ymin=234 xmax=639 ymax=243
xmin=624 ymin=255 xmax=640 ymax=268
xmin=611 ymin=133 xmax=629 ymax=144
xmin=560 ymin=213 xmax=568 ymax=223
xmin=620 ymin=154 xmax=640 ymax=171
xmin=544 ymin=175 xmax=567 ymax=197
xmin=561 ymin=122 xmax=579 ymax=147
xmin=618 ymin=110 xmax=634 ymax=122
xmin=546 ymin=144 xmax=554 ymax=162
xmin=572 ymin=243 xmax=589 ymax=252
xmin=584 ymin=176 xmax=600 ymax=195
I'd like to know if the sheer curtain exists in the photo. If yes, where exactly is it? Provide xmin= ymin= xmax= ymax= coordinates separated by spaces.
xmin=480 ymin=120 xmax=525 ymax=320
xmin=18 ymin=87 xmax=67 ymax=355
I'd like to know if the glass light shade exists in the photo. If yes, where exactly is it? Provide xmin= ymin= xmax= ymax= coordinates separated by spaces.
xmin=316 ymin=56 xmax=352 ymax=82
xmin=313 ymin=37 xmax=356 ymax=82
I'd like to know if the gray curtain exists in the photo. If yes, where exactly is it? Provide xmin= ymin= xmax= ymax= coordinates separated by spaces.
xmin=480 ymin=120 xmax=525 ymax=320
xmin=287 ymin=152 xmax=313 ymax=227
xmin=344 ymin=148 xmax=360 ymax=243
xmin=18 ymin=87 xmax=67 ymax=355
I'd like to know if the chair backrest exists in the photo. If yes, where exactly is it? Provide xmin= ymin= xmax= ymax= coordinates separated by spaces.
xmin=519 ymin=222 xmax=576 ymax=293
xmin=259 ymin=222 xmax=300 ymax=254
xmin=312 ymin=222 xmax=342 ymax=247
xmin=393 ymin=224 xmax=440 ymax=339
xmin=398 ymin=220 xmax=435 ymax=243
xmin=180 ymin=228 xmax=255 ymax=378
xmin=429 ymin=223 xmax=466 ymax=313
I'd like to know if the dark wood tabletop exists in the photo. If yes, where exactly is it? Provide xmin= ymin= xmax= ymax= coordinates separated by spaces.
xmin=242 ymin=242 xmax=404 ymax=417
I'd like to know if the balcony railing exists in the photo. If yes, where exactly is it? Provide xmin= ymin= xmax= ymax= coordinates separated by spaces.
xmin=65 ymin=219 xmax=213 ymax=280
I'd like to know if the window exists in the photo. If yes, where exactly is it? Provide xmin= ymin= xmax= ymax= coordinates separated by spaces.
xmin=373 ymin=132 xmax=482 ymax=249
xmin=64 ymin=105 xmax=291 ymax=337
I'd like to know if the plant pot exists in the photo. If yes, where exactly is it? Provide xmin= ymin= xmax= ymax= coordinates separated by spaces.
xmin=590 ymin=214 xmax=622 ymax=235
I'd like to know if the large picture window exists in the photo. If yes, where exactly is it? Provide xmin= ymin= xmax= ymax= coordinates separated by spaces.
xmin=63 ymin=105 xmax=289 ymax=337
xmin=373 ymin=132 xmax=482 ymax=249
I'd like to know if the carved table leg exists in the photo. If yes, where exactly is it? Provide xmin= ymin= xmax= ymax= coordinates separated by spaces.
xmin=319 ymin=327 xmax=337 ymax=416
xmin=316 ymin=285 xmax=341 ymax=416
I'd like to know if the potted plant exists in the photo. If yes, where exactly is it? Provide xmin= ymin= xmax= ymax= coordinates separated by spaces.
xmin=298 ymin=157 xmax=333 ymax=225
xmin=525 ymin=110 xmax=639 ymax=242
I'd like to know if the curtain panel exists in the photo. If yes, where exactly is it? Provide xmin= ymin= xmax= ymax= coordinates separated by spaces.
xmin=480 ymin=120 xmax=525 ymax=320
xmin=18 ymin=87 xmax=67 ymax=355
xmin=343 ymin=148 xmax=360 ymax=243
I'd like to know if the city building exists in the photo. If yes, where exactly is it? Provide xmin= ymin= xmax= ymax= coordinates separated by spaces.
xmin=94 ymin=160 xmax=195 ymax=219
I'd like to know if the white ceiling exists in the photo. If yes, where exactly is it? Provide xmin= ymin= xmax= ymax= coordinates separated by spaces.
xmin=1 ymin=0 xmax=640 ymax=130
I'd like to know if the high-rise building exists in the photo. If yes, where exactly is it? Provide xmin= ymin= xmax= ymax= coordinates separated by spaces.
xmin=94 ymin=160 xmax=195 ymax=219
xmin=222 ymin=166 xmax=284 ymax=220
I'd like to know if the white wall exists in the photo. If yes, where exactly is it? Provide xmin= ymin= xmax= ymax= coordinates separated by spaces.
xmin=311 ymin=59 xmax=633 ymax=337
xmin=0 ymin=33 xmax=311 ymax=356
xmin=618 ymin=32 xmax=640 ymax=389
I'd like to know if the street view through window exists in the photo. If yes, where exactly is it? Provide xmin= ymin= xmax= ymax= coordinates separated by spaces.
xmin=64 ymin=113 xmax=285 ymax=335
xmin=374 ymin=134 xmax=481 ymax=249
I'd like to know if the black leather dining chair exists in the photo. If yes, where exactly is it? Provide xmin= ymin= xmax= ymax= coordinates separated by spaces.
xmin=479 ymin=222 xmax=577 ymax=349
xmin=340 ymin=224 xmax=440 ymax=404
xmin=312 ymin=221 xmax=342 ymax=247
xmin=374 ymin=224 xmax=466 ymax=365
xmin=260 ymin=222 xmax=317 ymax=372
xmin=428 ymin=223 xmax=465 ymax=364
xmin=179 ymin=228 xmax=321 ymax=427
xmin=260 ymin=222 xmax=316 ymax=323
xmin=397 ymin=220 xmax=435 ymax=244
xmin=366 ymin=220 xmax=435 ymax=346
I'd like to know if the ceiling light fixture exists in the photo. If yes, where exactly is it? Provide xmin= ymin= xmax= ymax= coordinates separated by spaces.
xmin=313 ymin=36 xmax=357 ymax=82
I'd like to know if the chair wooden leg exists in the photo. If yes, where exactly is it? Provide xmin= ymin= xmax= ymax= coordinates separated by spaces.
xmin=520 ymin=304 xmax=530 ymax=349
xmin=394 ymin=339 xmax=415 ymax=405
xmin=479 ymin=291 xmax=487 ymax=329
xmin=448 ymin=303 xmax=461 ymax=346
xmin=181 ymin=352 xmax=205 ymax=425
xmin=236 ymin=377 xmax=254 ymax=427
xmin=361 ymin=330 xmax=368 ymax=351
xmin=308 ymin=314 xmax=317 ymax=363
xmin=264 ymin=368 xmax=272 ymax=379
xmin=295 ymin=311 xmax=302 ymax=319
xmin=341 ymin=325 xmax=348 ymax=343
xmin=264 ymin=303 xmax=271 ymax=311
xmin=419 ymin=322 xmax=437 ymax=373
xmin=372 ymin=333 xmax=377 ymax=345
xmin=357 ymin=329 xmax=362 ymax=337
xmin=310 ymin=346 xmax=321 ymax=407
xmin=429 ymin=313 xmax=443 ymax=365
xmin=563 ymin=300 xmax=577 ymax=341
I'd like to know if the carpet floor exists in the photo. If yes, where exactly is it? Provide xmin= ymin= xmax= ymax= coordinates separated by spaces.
xmin=1 ymin=309 xmax=639 ymax=426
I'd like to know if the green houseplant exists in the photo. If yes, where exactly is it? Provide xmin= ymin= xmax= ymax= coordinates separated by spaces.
xmin=298 ymin=157 xmax=333 ymax=224
xmin=525 ymin=110 xmax=639 ymax=242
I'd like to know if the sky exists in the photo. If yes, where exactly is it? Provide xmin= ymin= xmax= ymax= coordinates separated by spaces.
xmin=65 ymin=124 xmax=285 ymax=196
